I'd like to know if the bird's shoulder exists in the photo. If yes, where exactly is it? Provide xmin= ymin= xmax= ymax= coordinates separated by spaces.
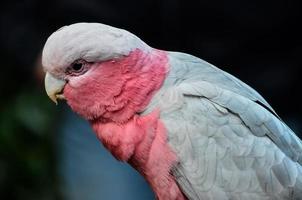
xmin=163 ymin=51 xmax=302 ymax=164
xmin=166 ymin=51 xmax=276 ymax=115
xmin=142 ymin=52 xmax=302 ymax=199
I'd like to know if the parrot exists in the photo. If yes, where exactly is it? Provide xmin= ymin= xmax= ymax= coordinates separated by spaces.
xmin=42 ymin=22 xmax=302 ymax=200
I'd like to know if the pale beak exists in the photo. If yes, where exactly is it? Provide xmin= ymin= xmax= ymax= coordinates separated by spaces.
xmin=44 ymin=72 xmax=66 ymax=104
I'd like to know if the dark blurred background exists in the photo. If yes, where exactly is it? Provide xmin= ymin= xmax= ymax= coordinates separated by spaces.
xmin=0 ymin=0 xmax=301 ymax=199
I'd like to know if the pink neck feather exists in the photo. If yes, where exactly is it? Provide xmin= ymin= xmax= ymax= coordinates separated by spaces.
xmin=64 ymin=49 xmax=186 ymax=199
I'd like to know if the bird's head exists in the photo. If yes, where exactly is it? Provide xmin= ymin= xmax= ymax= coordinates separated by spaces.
xmin=42 ymin=23 xmax=167 ymax=123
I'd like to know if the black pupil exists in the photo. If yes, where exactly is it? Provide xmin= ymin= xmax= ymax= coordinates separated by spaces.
xmin=72 ymin=63 xmax=83 ymax=71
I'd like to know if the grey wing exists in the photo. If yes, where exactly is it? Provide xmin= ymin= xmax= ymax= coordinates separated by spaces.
xmin=158 ymin=85 xmax=302 ymax=200
xmin=147 ymin=53 xmax=302 ymax=200
xmin=166 ymin=51 xmax=277 ymax=116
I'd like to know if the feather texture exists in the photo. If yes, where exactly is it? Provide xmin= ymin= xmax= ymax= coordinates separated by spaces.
xmin=42 ymin=23 xmax=302 ymax=200
xmin=144 ymin=52 xmax=302 ymax=200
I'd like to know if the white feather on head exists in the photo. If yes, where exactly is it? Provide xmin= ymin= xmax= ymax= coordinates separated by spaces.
xmin=42 ymin=22 xmax=151 ymax=75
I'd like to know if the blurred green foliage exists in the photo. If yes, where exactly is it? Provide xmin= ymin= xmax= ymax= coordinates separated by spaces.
xmin=0 ymin=86 xmax=60 ymax=200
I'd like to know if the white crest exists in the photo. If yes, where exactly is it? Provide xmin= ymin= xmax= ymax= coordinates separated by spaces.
xmin=42 ymin=22 xmax=151 ymax=72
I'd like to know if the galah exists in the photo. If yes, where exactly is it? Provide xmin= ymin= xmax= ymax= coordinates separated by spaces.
xmin=42 ymin=23 xmax=302 ymax=200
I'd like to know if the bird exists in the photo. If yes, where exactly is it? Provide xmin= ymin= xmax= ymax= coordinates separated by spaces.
xmin=42 ymin=22 xmax=302 ymax=200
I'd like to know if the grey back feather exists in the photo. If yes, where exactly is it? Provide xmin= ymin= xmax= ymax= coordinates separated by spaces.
xmin=145 ymin=52 xmax=302 ymax=200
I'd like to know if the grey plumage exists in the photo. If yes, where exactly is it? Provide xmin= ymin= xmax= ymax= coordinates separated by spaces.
xmin=144 ymin=52 xmax=302 ymax=200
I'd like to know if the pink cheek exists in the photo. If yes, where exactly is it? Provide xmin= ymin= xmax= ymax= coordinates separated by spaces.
xmin=62 ymin=64 xmax=125 ymax=116
xmin=63 ymin=84 xmax=81 ymax=107
xmin=60 ymin=49 xmax=168 ymax=122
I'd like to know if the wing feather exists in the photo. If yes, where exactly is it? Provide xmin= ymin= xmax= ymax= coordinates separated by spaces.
xmin=144 ymin=52 xmax=302 ymax=199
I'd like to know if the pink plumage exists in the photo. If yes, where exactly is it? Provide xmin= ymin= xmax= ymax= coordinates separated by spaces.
xmin=63 ymin=48 xmax=186 ymax=199
xmin=63 ymin=49 xmax=167 ymax=122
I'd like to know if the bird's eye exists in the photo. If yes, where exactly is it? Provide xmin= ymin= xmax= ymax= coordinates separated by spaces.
xmin=67 ymin=60 xmax=88 ymax=75
xmin=72 ymin=62 xmax=83 ymax=71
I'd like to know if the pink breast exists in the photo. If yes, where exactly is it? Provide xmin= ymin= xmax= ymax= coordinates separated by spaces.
xmin=92 ymin=110 xmax=187 ymax=200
